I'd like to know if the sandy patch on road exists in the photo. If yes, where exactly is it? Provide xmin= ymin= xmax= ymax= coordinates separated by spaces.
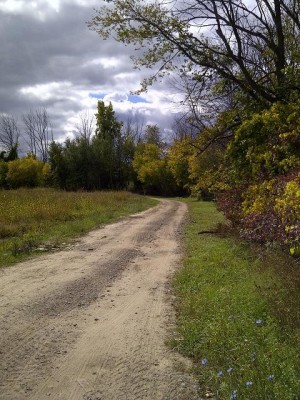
xmin=0 ymin=200 xmax=200 ymax=400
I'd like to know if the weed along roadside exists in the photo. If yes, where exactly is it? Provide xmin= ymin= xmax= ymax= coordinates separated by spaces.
xmin=172 ymin=199 xmax=300 ymax=400
xmin=0 ymin=188 xmax=158 ymax=267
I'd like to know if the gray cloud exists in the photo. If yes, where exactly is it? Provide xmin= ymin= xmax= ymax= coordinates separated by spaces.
xmin=0 ymin=0 xmax=179 ymax=152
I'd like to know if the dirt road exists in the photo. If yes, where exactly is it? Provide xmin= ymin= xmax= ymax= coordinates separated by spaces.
xmin=0 ymin=200 xmax=200 ymax=400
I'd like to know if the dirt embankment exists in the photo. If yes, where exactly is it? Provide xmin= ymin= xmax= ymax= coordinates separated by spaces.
xmin=0 ymin=200 xmax=200 ymax=400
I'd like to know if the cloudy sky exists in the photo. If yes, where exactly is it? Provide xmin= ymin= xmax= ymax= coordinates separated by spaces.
xmin=0 ymin=0 xmax=182 ymax=147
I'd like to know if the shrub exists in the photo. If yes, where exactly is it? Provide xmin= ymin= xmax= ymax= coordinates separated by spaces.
xmin=6 ymin=155 xmax=47 ymax=188
xmin=227 ymin=101 xmax=300 ymax=184
xmin=217 ymin=173 xmax=300 ymax=255
xmin=0 ymin=160 xmax=8 ymax=187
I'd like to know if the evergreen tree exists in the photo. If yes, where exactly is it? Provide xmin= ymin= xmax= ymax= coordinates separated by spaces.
xmin=94 ymin=101 xmax=123 ymax=188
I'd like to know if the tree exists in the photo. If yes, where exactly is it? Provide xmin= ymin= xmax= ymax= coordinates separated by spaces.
xmin=95 ymin=101 xmax=122 ymax=140
xmin=0 ymin=144 xmax=18 ymax=162
xmin=64 ymin=137 xmax=94 ymax=191
xmin=122 ymin=112 xmax=145 ymax=144
xmin=23 ymin=108 xmax=52 ymax=162
xmin=94 ymin=101 xmax=124 ymax=188
xmin=49 ymin=137 xmax=97 ymax=191
xmin=48 ymin=102 xmax=136 ymax=191
xmin=168 ymin=138 xmax=193 ymax=192
xmin=89 ymin=0 xmax=300 ymax=106
xmin=226 ymin=100 xmax=300 ymax=184
xmin=143 ymin=124 xmax=162 ymax=146
xmin=0 ymin=114 xmax=20 ymax=153
xmin=133 ymin=142 xmax=176 ymax=195
xmin=75 ymin=111 xmax=95 ymax=142
xmin=48 ymin=141 xmax=69 ymax=189
xmin=171 ymin=112 xmax=203 ymax=142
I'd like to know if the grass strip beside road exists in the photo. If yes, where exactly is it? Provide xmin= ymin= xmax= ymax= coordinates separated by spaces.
xmin=173 ymin=200 xmax=300 ymax=400
xmin=0 ymin=188 xmax=158 ymax=267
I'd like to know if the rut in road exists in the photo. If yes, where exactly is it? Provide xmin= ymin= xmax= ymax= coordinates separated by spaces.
xmin=0 ymin=200 xmax=200 ymax=400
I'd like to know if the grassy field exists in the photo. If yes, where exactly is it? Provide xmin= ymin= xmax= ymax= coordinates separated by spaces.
xmin=173 ymin=200 xmax=300 ymax=400
xmin=0 ymin=188 xmax=158 ymax=267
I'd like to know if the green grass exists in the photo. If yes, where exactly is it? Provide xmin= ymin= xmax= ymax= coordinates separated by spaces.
xmin=172 ymin=200 xmax=300 ymax=400
xmin=0 ymin=188 xmax=158 ymax=267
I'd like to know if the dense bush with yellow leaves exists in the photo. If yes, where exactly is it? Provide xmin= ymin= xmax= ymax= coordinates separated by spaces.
xmin=227 ymin=101 xmax=300 ymax=184
xmin=168 ymin=138 xmax=193 ymax=192
xmin=5 ymin=155 xmax=50 ymax=189
xmin=217 ymin=172 xmax=300 ymax=255
xmin=215 ymin=101 xmax=300 ymax=255
xmin=132 ymin=143 xmax=177 ymax=195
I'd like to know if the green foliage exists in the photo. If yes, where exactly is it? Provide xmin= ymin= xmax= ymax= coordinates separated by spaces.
xmin=0 ymin=144 xmax=18 ymax=162
xmin=173 ymin=200 xmax=300 ymax=399
xmin=143 ymin=124 xmax=161 ymax=146
xmin=48 ymin=141 xmax=69 ymax=189
xmin=95 ymin=101 xmax=122 ymax=140
xmin=167 ymin=131 xmax=227 ymax=197
xmin=64 ymin=137 xmax=94 ymax=190
xmin=93 ymin=101 xmax=125 ymax=188
xmin=275 ymin=180 xmax=300 ymax=245
xmin=6 ymin=155 xmax=49 ymax=189
xmin=227 ymin=101 xmax=300 ymax=184
xmin=5 ymin=144 xmax=18 ymax=161
xmin=188 ymin=144 xmax=226 ymax=197
xmin=0 ymin=160 xmax=8 ymax=187
xmin=49 ymin=101 xmax=136 ymax=191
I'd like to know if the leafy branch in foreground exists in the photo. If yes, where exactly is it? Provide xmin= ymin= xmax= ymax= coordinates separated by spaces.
xmin=88 ymin=0 xmax=300 ymax=105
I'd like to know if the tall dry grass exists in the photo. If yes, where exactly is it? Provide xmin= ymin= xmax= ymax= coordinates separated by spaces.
xmin=0 ymin=188 xmax=157 ymax=265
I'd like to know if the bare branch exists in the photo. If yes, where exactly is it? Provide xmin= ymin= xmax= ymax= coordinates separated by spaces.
xmin=0 ymin=114 xmax=20 ymax=151
xmin=23 ymin=108 xmax=51 ymax=162
xmin=75 ymin=111 xmax=95 ymax=143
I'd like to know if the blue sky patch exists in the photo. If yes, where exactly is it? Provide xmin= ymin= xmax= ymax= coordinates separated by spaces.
xmin=128 ymin=95 xmax=149 ymax=103
xmin=89 ymin=93 xmax=104 ymax=99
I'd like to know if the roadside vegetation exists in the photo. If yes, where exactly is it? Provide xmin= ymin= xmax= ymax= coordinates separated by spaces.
xmin=0 ymin=188 xmax=157 ymax=267
xmin=173 ymin=200 xmax=300 ymax=400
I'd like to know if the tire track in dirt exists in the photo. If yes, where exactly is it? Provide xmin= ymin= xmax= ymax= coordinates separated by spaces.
xmin=0 ymin=200 xmax=200 ymax=400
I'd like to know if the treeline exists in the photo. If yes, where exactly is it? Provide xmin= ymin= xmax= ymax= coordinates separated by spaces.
xmin=0 ymin=101 xmax=182 ymax=195
xmin=48 ymin=102 xmax=135 ymax=191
